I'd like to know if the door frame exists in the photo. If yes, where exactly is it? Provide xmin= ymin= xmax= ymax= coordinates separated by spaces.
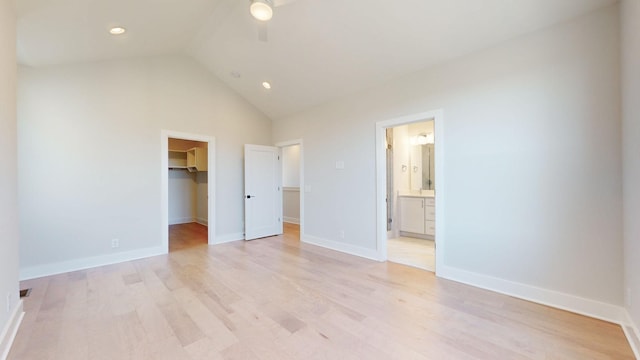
xmin=161 ymin=130 xmax=216 ymax=252
xmin=375 ymin=110 xmax=444 ymax=274
xmin=275 ymin=139 xmax=304 ymax=237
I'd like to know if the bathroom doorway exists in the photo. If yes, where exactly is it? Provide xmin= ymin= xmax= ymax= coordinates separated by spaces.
xmin=375 ymin=110 xmax=444 ymax=274
xmin=386 ymin=121 xmax=435 ymax=271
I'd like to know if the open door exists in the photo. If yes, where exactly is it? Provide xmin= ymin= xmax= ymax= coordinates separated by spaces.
xmin=244 ymin=144 xmax=282 ymax=240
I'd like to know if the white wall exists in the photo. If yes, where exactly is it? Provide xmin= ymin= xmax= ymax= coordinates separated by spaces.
xmin=282 ymin=145 xmax=300 ymax=187
xmin=390 ymin=125 xmax=410 ymax=237
xmin=622 ymin=0 xmax=640 ymax=335
xmin=0 ymin=0 xmax=21 ymax=351
xmin=168 ymin=170 xmax=197 ymax=224
xmin=283 ymin=188 xmax=300 ymax=224
xmin=273 ymin=6 xmax=623 ymax=306
xmin=392 ymin=125 xmax=410 ymax=192
xmin=18 ymin=55 xmax=271 ymax=274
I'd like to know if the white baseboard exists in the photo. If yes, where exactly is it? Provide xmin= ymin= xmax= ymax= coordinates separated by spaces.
xmin=215 ymin=232 xmax=245 ymax=244
xmin=438 ymin=264 xmax=628 ymax=325
xmin=19 ymin=246 xmax=166 ymax=281
xmin=283 ymin=217 xmax=300 ymax=225
xmin=301 ymin=234 xmax=380 ymax=261
xmin=196 ymin=218 xmax=208 ymax=226
xmin=0 ymin=300 xmax=24 ymax=360
xmin=169 ymin=217 xmax=195 ymax=225
xmin=622 ymin=310 xmax=640 ymax=359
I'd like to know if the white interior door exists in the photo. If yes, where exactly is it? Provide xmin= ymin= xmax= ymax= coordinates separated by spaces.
xmin=244 ymin=144 xmax=282 ymax=240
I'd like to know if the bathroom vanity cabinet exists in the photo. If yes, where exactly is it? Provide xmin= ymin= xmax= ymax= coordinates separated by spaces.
xmin=399 ymin=195 xmax=435 ymax=237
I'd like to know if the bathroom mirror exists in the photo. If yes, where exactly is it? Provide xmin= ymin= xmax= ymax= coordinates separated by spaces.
xmin=407 ymin=120 xmax=435 ymax=192
xmin=410 ymin=142 xmax=435 ymax=191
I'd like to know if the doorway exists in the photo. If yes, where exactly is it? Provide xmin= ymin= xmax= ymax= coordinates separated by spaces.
xmin=375 ymin=110 xmax=444 ymax=274
xmin=277 ymin=139 xmax=304 ymax=241
xmin=167 ymin=138 xmax=209 ymax=251
xmin=161 ymin=130 xmax=215 ymax=253
xmin=385 ymin=121 xmax=435 ymax=271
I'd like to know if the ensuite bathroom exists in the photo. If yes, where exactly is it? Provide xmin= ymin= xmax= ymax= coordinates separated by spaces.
xmin=386 ymin=120 xmax=436 ymax=271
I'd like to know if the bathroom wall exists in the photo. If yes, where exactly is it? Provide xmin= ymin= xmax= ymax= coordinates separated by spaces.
xmin=390 ymin=125 xmax=410 ymax=236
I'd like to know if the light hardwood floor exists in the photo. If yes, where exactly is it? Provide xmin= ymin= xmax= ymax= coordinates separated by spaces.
xmin=169 ymin=222 xmax=208 ymax=252
xmin=9 ymin=223 xmax=634 ymax=359
xmin=387 ymin=237 xmax=435 ymax=272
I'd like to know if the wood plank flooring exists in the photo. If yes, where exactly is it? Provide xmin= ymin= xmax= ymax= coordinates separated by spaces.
xmin=9 ymin=223 xmax=634 ymax=359
xmin=169 ymin=222 xmax=208 ymax=252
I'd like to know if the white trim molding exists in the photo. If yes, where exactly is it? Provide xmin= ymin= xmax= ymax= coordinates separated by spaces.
xmin=302 ymin=235 xmax=380 ymax=261
xmin=19 ymin=246 xmax=165 ymax=281
xmin=0 ymin=300 xmax=24 ymax=360
xmin=439 ymin=264 xmax=629 ymax=325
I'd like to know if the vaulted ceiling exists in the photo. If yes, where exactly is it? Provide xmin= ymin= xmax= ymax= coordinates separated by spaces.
xmin=17 ymin=0 xmax=616 ymax=119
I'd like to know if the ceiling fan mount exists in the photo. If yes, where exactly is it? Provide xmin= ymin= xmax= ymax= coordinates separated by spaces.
xmin=249 ymin=0 xmax=299 ymax=42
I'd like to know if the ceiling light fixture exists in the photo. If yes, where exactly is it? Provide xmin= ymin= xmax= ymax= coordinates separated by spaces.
xmin=109 ymin=27 xmax=126 ymax=35
xmin=250 ymin=0 xmax=273 ymax=21
xmin=262 ymin=81 xmax=272 ymax=89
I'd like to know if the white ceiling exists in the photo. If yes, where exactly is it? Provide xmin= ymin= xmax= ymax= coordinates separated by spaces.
xmin=17 ymin=0 xmax=616 ymax=119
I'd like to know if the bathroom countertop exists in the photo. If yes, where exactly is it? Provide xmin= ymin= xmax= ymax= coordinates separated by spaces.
xmin=398 ymin=190 xmax=435 ymax=198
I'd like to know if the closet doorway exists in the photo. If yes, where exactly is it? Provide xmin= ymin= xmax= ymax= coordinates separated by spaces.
xmin=161 ymin=131 xmax=215 ymax=253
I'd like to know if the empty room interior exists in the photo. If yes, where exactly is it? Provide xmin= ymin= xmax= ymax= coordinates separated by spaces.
xmin=1 ymin=0 xmax=640 ymax=359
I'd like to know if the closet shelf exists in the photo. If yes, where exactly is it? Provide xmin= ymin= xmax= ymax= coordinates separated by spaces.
xmin=168 ymin=147 xmax=207 ymax=172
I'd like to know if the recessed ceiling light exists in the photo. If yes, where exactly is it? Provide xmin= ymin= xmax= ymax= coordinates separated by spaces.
xmin=109 ymin=27 xmax=126 ymax=35
xmin=262 ymin=81 xmax=272 ymax=90
xmin=250 ymin=0 xmax=273 ymax=21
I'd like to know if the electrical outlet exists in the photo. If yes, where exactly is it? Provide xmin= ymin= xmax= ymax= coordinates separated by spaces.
xmin=111 ymin=238 xmax=119 ymax=249
xmin=339 ymin=230 xmax=345 ymax=239
xmin=6 ymin=292 xmax=11 ymax=313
